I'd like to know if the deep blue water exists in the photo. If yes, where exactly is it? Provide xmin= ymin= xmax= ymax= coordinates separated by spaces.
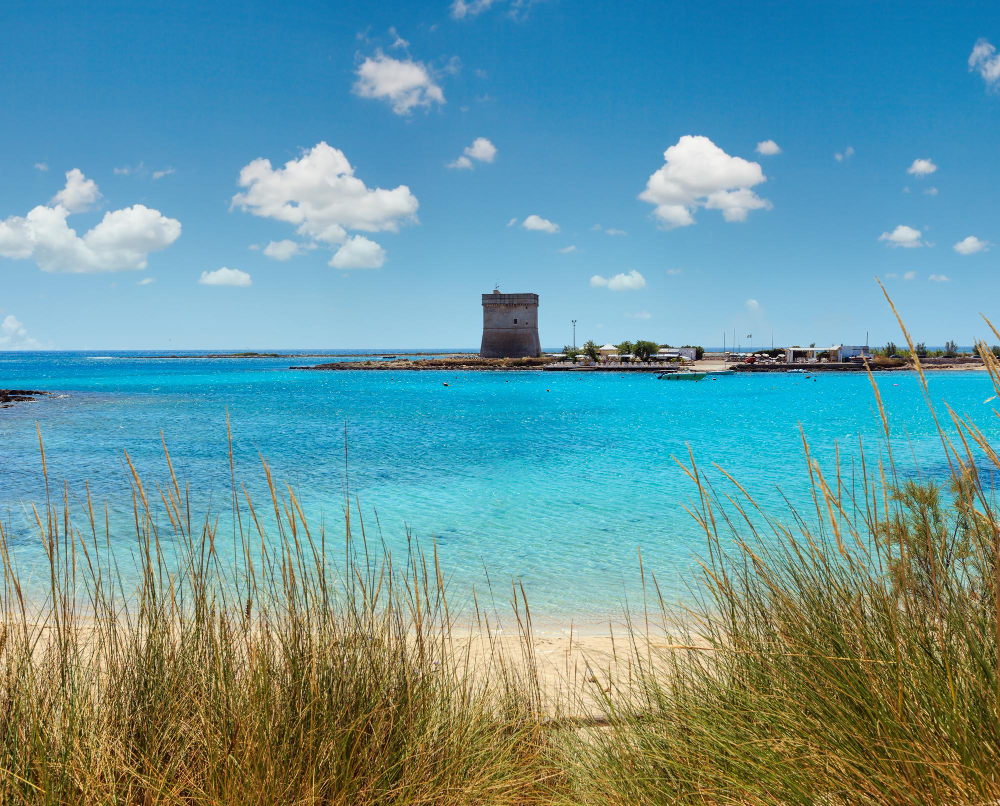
xmin=1 ymin=351 xmax=997 ymax=626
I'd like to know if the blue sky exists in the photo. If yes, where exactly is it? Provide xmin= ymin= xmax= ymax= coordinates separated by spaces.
xmin=1 ymin=0 xmax=998 ymax=350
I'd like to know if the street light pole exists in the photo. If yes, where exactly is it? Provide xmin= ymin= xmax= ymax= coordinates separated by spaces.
xmin=572 ymin=320 xmax=577 ymax=349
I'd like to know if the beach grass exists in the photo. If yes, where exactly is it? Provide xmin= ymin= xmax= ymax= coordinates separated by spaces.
xmin=5 ymin=303 xmax=1000 ymax=803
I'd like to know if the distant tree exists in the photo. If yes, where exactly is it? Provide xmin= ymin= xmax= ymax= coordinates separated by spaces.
xmin=992 ymin=345 xmax=1000 ymax=360
xmin=633 ymin=340 xmax=659 ymax=361
xmin=915 ymin=342 xmax=927 ymax=357
xmin=616 ymin=340 xmax=634 ymax=356
xmin=562 ymin=345 xmax=580 ymax=361
xmin=582 ymin=340 xmax=601 ymax=362
xmin=944 ymin=339 xmax=959 ymax=358
xmin=809 ymin=342 xmax=816 ymax=348
xmin=884 ymin=341 xmax=899 ymax=357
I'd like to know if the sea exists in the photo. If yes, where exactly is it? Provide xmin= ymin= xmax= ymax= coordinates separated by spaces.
xmin=1 ymin=350 xmax=997 ymax=628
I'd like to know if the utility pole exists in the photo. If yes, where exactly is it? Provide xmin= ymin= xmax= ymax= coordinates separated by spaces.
xmin=572 ymin=320 xmax=577 ymax=349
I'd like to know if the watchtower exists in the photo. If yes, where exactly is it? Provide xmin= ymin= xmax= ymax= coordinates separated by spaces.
xmin=480 ymin=290 xmax=541 ymax=358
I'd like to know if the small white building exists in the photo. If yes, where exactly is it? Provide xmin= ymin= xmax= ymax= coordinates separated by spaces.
xmin=784 ymin=344 xmax=871 ymax=364
xmin=599 ymin=343 xmax=618 ymax=357
xmin=656 ymin=347 xmax=697 ymax=361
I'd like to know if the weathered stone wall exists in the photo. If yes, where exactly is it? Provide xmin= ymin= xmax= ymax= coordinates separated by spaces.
xmin=480 ymin=293 xmax=541 ymax=358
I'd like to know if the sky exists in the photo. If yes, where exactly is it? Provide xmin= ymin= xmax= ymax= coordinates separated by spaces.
xmin=1 ymin=0 xmax=999 ymax=350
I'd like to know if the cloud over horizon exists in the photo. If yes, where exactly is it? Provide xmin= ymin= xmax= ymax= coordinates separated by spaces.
xmin=0 ymin=170 xmax=180 ymax=272
xmin=231 ymin=142 xmax=417 ymax=270
xmin=639 ymin=135 xmax=771 ymax=228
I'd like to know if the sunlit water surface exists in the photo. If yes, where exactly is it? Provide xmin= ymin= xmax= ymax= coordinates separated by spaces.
xmin=2 ymin=351 xmax=997 ymax=627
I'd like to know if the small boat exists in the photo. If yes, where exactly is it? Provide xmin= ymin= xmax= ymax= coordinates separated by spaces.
xmin=658 ymin=371 xmax=707 ymax=381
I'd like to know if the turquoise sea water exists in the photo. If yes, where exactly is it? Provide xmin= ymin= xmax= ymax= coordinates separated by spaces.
xmin=1 ymin=351 xmax=998 ymax=627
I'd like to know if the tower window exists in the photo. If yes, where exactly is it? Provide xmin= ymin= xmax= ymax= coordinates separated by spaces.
xmin=514 ymin=318 xmax=517 ymax=324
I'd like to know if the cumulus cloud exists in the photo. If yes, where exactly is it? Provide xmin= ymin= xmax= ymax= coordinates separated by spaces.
xmin=605 ymin=228 xmax=627 ymax=236
xmin=137 ymin=277 xmax=155 ymax=285
xmin=969 ymin=38 xmax=1000 ymax=90
xmin=152 ymin=167 xmax=175 ymax=180
xmin=51 ymin=169 xmax=101 ymax=213
xmin=834 ymin=146 xmax=855 ymax=162
xmin=557 ymin=245 xmax=577 ymax=254
xmin=353 ymin=50 xmax=445 ymax=115
xmin=755 ymin=140 xmax=781 ymax=155
xmin=0 ymin=188 xmax=181 ymax=273
xmin=924 ymin=187 xmax=938 ymax=196
xmin=34 ymin=162 xmax=48 ymax=172
xmin=666 ymin=268 xmax=682 ymax=275
xmin=639 ymin=135 xmax=771 ymax=228
xmin=878 ymin=225 xmax=925 ymax=248
xmin=329 ymin=235 xmax=386 ymax=269
xmin=929 ymin=274 xmax=950 ymax=283
xmin=625 ymin=311 xmax=652 ymax=319
xmin=448 ymin=136 xmax=496 ymax=169
xmin=590 ymin=269 xmax=646 ymax=291
xmin=884 ymin=271 xmax=917 ymax=280
xmin=231 ymin=142 xmax=417 ymax=269
xmin=199 ymin=267 xmax=251 ymax=287
xmin=745 ymin=298 xmax=760 ymax=311
xmin=506 ymin=217 xmax=517 ymax=227
xmin=907 ymin=158 xmax=937 ymax=177
xmin=954 ymin=235 xmax=991 ymax=255
xmin=0 ymin=314 xmax=40 ymax=349
xmin=521 ymin=214 xmax=559 ymax=233
xmin=263 ymin=239 xmax=302 ymax=261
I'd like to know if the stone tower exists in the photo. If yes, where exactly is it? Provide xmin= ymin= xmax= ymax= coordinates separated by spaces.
xmin=480 ymin=290 xmax=541 ymax=358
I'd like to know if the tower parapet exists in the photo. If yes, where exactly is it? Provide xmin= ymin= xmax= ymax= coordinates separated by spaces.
xmin=480 ymin=291 xmax=541 ymax=358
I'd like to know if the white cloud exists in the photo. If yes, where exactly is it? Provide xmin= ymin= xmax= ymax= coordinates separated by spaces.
xmin=590 ymin=223 xmax=602 ymax=231
xmin=904 ymin=270 xmax=916 ymax=280
xmin=745 ymin=298 xmax=760 ymax=311
xmin=969 ymin=38 xmax=1000 ymax=90
xmin=451 ymin=0 xmax=499 ymax=18
xmin=878 ymin=225 xmax=925 ymax=248
xmin=199 ymin=267 xmax=251 ymax=287
xmin=329 ymin=235 xmax=386 ymax=269
xmin=924 ymin=187 xmax=938 ymax=196
xmin=907 ymin=158 xmax=937 ymax=177
xmin=954 ymin=235 xmax=991 ymax=255
xmin=0 ymin=314 xmax=40 ymax=349
xmin=929 ymin=274 xmax=950 ymax=283
xmin=34 ymin=162 xmax=48 ymax=172
xmin=666 ymin=268 xmax=682 ymax=275
xmin=506 ymin=217 xmax=517 ymax=227
xmin=639 ymin=135 xmax=771 ymax=228
xmin=755 ymin=139 xmax=781 ymax=155
xmin=590 ymin=269 xmax=646 ymax=291
xmin=263 ymin=239 xmax=302 ymax=261
xmin=522 ymin=214 xmax=559 ymax=233
xmin=353 ymin=50 xmax=445 ymax=115
xmin=605 ymin=228 xmax=627 ymax=236
xmin=388 ymin=26 xmax=409 ymax=49
xmin=557 ymin=245 xmax=577 ymax=254
xmin=51 ymin=169 xmax=101 ymax=213
xmin=834 ymin=146 xmax=855 ymax=162
xmin=449 ymin=136 xmax=496 ymax=169
xmin=152 ymin=167 xmax=175 ymax=180
xmin=231 ymin=142 xmax=417 ymax=268
xmin=0 ymin=196 xmax=181 ymax=273
xmin=137 ymin=277 xmax=155 ymax=285
xmin=625 ymin=311 xmax=652 ymax=319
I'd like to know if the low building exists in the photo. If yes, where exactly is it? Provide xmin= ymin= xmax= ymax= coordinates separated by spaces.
xmin=784 ymin=344 xmax=871 ymax=363
xmin=655 ymin=347 xmax=697 ymax=361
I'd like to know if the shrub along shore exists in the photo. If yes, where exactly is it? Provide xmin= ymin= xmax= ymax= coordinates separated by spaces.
xmin=6 ymin=300 xmax=1000 ymax=803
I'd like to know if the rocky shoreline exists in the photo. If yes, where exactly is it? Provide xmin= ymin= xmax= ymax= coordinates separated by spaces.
xmin=292 ymin=357 xmax=550 ymax=371
xmin=0 ymin=389 xmax=52 ymax=408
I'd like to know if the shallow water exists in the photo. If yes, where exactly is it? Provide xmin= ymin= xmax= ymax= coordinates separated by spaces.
xmin=1 ymin=351 xmax=997 ymax=626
